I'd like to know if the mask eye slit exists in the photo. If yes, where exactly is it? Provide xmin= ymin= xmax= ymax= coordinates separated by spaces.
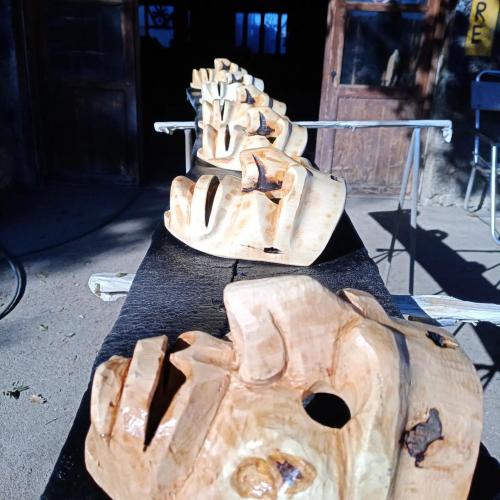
xmin=219 ymin=100 xmax=225 ymax=120
xmin=205 ymin=176 xmax=220 ymax=227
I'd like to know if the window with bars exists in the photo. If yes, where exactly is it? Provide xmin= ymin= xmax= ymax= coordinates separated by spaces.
xmin=235 ymin=12 xmax=288 ymax=55
xmin=138 ymin=4 xmax=175 ymax=48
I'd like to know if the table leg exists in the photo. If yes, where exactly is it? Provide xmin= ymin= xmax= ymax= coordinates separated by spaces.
xmin=385 ymin=130 xmax=416 ymax=286
xmin=491 ymin=145 xmax=500 ymax=244
xmin=409 ymin=128 xmax=421 ymax=295
xmin=184 ymin=129 xmax=192 ymax=174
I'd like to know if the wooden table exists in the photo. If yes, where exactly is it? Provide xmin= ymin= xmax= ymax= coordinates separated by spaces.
xmin=42 ymin=215 xmax=499 ymax=499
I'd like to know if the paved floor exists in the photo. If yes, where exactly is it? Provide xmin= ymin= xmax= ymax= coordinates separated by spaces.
xmin=0 ymin=184 xmax=498 ymax=499
xmin=347 ymin=195 xmax=500 ymax=466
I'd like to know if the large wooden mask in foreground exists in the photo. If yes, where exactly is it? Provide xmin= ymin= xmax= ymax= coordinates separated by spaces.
xmin=165 ymin=148 xmax=346 ymax=266
xmin=85 ymin=275 xmax=482 ymax=499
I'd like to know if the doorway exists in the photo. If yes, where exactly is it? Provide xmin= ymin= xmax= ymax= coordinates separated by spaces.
xmin=23 ymin=0 xmax=141 ymax=184
xmin=316 ymin=0 xmax=443 ymax=193
xmin=20 ymin=0 xmax=369 ymax=185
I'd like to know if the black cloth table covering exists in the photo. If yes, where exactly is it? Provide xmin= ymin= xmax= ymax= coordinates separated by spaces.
xmin=42 ymin=214 xmax=500 ymax=499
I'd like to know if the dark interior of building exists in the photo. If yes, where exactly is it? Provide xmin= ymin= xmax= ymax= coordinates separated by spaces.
xmin=139 ymin=0 xmax=329 ymax=181
xmin=13 ymin=0 xmax=328 ymax=185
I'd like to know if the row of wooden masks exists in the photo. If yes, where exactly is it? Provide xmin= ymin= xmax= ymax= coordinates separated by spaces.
xmin=165 ymin=58 xmax=347 ymax=266
xmin=84 ymin=59 xmax=483 ymax=500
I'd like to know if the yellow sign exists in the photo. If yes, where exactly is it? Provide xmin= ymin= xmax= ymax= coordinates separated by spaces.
xmin=466 ymin=0 xmax=500 ymax=56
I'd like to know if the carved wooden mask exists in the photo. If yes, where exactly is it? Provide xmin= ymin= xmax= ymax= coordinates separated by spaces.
xmin=165 ymin=148 xmax=346 ymax=266
xmin=197 ymin=105 xmax=307 ymax=171
xmin=191 ymin=58 xmax=264 ymax=91
xmin=201 ymin=82 xmax=286 ymax=116
xmin=85 ymin=275 xmax=482 ymax=500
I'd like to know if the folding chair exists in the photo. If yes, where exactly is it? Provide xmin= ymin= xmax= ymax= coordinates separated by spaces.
xmin=463 ymin=69 xmax=500 ymax=244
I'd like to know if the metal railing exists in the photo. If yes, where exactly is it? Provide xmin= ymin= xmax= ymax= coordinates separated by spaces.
xmin=155 ymin=119 xmax=453 ymax=294
xmin=154 ymin=119 xmax=452 ymax=174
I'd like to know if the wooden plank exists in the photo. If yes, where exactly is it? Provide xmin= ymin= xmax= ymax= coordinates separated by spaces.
xmin=88 ymin=272 xmax=135 ymax=301
xmin=332 ymin=98 xmax=416 ymax=193
xmin=393 ymin=294 xmax=500 ymax=326
xmin=316 ymin=0 xmax=345 ymax=172
xmin=314 ymin=0 xmax=446 ymax=189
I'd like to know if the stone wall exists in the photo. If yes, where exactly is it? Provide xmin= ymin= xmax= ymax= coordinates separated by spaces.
xmin=422 ymin=0 xmax=500 ymax=206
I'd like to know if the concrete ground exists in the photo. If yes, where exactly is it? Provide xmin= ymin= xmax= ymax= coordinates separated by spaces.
xmin=0 ymin=183 xmax=499 ymax=499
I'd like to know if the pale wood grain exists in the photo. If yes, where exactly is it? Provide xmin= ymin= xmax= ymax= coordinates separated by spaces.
xmin=86 ymin=275 xmax=482 ymax=500
xmin=394 ymin=294 xmax=500 ymax=326
xmin=191 ymin=58 xmax=264 ymax=91
xmin=165 ymin=148 xmax=346 ymax=266
xmin=197 ymin=104 xmax=307 ymax=172
xmin=201 ymin=82 xmax=286 ymax=116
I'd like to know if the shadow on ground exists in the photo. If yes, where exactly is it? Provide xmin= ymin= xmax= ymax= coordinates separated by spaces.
xmin=0 ymin=181 xmax=171 ymax=499
xmin=370 ymin=209 xmax=500 ymax=389
xmin=0 ymin=181 xmax=168 ymax=263
xmin=0 ymin=180 xmax=169 ymax=348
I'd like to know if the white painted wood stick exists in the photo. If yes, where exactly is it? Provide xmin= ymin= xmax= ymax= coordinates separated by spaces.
xmin=393 ymin=294 xmax=500 ymax=327
xmin=154 ymin=119 xmax=453 ymax=142
xmin=88 ymin=273 xmax=135 ymax=302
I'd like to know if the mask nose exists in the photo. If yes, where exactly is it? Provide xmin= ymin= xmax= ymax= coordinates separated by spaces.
xmin=241 ymin=153 xmax=284 ymax=193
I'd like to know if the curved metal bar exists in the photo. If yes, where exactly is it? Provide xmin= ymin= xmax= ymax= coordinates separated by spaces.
xmin=476 ymin=69 xmax=500 ymax=82
xmin=491 ymin=145 xmax=500 ymax=244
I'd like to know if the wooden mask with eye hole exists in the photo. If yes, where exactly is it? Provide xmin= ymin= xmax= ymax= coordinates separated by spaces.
xmin=85 ymin=275 xmax=482 ymax=500
xmin=191 ymin=58 xmax=264 ymax=91
xmin=197 ymin=105 xmax=307 ymax=171
xmin=165 ymin=148 xmax=345 ymax=266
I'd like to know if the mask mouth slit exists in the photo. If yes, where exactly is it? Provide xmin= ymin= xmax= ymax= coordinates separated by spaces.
xmin=143 ymin=339 xmax=190 ymax=450
xmin=224 ymin=126 xmax=231 ymax=152
xmin=205 ymin=176 xmax=220 ymax=227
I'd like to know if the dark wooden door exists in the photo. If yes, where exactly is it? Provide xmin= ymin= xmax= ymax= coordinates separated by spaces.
xmin=26 ymin=0 xmax=141 ymax=183
xmin=316 ymin=0 xmax=443 ymax=194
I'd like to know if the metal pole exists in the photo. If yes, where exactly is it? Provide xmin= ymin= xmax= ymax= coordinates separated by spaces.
xmin=399 ymin=131 xmax=416 ymax=209
xmin=491 ymin=145 xmax=500 ymax=244
xmin=409 ymin=128 xmax=421 ymax=295
xmin=385 ymin=130 xmax=415 ymax=285
xmin=184 ymin=129 xmax=192 ymax=174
